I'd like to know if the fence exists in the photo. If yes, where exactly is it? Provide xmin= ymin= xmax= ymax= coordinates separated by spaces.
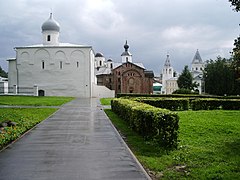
xmin=0 ymin=85 xmax=38 ymax=96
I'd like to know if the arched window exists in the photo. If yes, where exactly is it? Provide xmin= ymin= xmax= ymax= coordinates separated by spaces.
xmin=38 ymin=90 xmax=45 ymax=96
xmin=47 ymin=35 xmax=51 ymax=41
xmin=42 ymin=61 xmax=45 ymax=69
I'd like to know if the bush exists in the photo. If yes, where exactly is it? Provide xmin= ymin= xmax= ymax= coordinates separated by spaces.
xmin=172 ymin=88 xmax=199 ymax=94
xmin=134 ymin=97 xmax=189 ymax=111
xmin=111 ymin=99 xmax=179 ymax=149
xmin=191 ymin=99 xmax=240 ymax=110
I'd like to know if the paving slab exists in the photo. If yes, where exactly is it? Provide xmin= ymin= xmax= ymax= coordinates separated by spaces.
xmin=0 ymin=98 xmax=151 ymax=180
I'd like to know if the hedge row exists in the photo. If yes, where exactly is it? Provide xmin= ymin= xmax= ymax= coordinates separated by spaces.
xmin=129 ymin=97 xmax=240 ymax=111
xmin=133 ymin=97 xmax=189 ymax=111
xmin=111 ymin=98 xmax=179 ymax=149
xmin=116 ymin=93 xmax=240 ymax=99
xmin=192 ymin=99 xmax=240 ymax=110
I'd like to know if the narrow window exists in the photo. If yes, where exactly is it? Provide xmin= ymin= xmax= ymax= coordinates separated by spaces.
xmin=126 ymin=57 xmax=128 ymax=62
xmin=100 ymin=61 xmax=102 ymax=66
xmin=110 ymin=63 xmax=113 ymax=68
xmin=60 ymin=61 xmax=63 ymax=69
xmin=77 ymin=61 xmax=79 ymax=68
xmin=47 ymin=35 xmax=51 ymax=41
xmin=42 ymin=61 xmax=45 ymax=69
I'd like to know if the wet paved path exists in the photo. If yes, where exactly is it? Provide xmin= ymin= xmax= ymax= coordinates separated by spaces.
xmin=0 ymin=98 xmax=150 ymax=180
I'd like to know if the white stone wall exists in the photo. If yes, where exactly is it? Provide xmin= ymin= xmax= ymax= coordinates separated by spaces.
xmin=161 ymin=66 xmax=174 ymax=94
xmin=92 ymin=83 xmax=115 ymax=98
xmin=12 ymin=45 xmax=94 ymax=97
xmin=7 ymin=59 xmax=17 ymax=88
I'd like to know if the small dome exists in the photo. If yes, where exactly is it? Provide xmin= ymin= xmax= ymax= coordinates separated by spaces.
xmin=41 ymin=13 xmax=60 ymax=32
xmin=95 ymin=52 xmax=104 ymax=57
xmin=107 ymin=58 xmax=113 ymax=62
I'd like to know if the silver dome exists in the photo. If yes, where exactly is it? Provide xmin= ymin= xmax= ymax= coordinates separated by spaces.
xmin=41 ymin=13 xmax=60 ymax=32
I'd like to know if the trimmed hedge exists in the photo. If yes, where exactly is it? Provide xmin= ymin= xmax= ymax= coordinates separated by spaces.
xmin=133 ymin=97 xmax=189 ymax=111
xmin=116 ymin=93 xmax=221 ymax=99
xmin=111 ymin=99 xmax=179 ymax=149
xmin=192 ymin=99 xmax=240 ymax=110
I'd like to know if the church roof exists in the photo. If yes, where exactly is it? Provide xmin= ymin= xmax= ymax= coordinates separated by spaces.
xmin=95 ymin=52 xmax=104 ymax=57
xmin=121 ymin=40 xmax=132 ymax=56
xmin=164 ymin=54 xmax=171 ymax=67
xmin=15 ymin=43 xmax=92 ymax=49
xmin=192 ymin=49 xmax=203 ymax=64
xmin=41 ymin=13 xmax=60 ymax=32
xmin=113 ymin=62 xmax=145 ymax=70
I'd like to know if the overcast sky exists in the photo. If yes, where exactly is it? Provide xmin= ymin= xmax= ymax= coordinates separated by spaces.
xmin=0 ymin=0 xmax=239 ymax=76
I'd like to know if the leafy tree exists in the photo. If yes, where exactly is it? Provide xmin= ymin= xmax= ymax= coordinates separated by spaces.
xmin=177 ymin=65 xmax=196 ymax=90
xmin=231 ymin=36 xmax=240 ymax=94
xmin=0 ymin=66 xmax=7 ymax=78
xmin=229 ymin=0 xmax=240 ymax=12
xmin=204 ymin=57 xmax=235 ymax=95
xmin=228 ymin=0 xmax=240 ymax=93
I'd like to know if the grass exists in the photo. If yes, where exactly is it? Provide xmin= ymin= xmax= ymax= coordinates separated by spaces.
xmin=0 ymin=96 xmax=74 ymax=150
xmin=0 ymin=96 xmax=74 ymax=106
xmin=104 ymin=109 xmax=240 ymax=179
xmin=0 ymin=108 xmax=57 ymax=150
xmin=100 ymin=98 xmax=113 ymax=105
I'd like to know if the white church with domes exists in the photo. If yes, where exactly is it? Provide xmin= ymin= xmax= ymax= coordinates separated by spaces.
xmin=161 ymin=50 xmax=205 ymax=94
xmin=7 ymin=13 xmax=114 ymax=97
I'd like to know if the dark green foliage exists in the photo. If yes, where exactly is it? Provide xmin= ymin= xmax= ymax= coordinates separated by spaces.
xmin=117 ymin=93 xmax=220 ymax=99
xmin=231 ymin=36 xmax=240 ymax=94
xmin=204 ymin=57 xmax=236 ymax=95
xmin=192 ymin=99 xmax=240 ymax=110
xmin=172 ymin=88 xmax=198 ymax=94
xmin=134 ymin=97 xmax=190 ymax=111
xmin=229 ymin=0 xmax=240 ymax=11
xmin=111 ymin=98 xmax=179 ymax=149
xmin=177 ymin=65 xmax=197 ymax=90
xmin=0 ymin=66 xmax=7 ymax=78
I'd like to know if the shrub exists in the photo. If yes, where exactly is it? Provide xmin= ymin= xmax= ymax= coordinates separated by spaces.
xmin=134 ymin=97 xmax=189 ymax=111
xmin=111 ymin=99 xmax=179 ymax=149
xmin=191 ymin=99 xmax=240 ymax=110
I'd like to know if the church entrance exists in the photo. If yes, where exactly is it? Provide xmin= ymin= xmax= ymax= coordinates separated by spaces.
xmin=38 ymin=90 xmax=45 ymax=96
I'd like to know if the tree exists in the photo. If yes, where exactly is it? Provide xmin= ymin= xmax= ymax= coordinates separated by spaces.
xmin=0 ymin=66 xmax=7 ymax=78
xmin=229 ymin=0 xmax=240 ymax=12
xmin=204 ymin=57 xmax=235 ymax=95
xmin=177 ymin=65 xmax=196 ymax=90
xmin=231 ymin=36 xmax=240 ymax=94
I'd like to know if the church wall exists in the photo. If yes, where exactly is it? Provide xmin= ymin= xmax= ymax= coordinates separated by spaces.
xmin=7 ymin=59 xmax=17 ymax=88
xmin=15 ymin=46 xmax=94 ymax=97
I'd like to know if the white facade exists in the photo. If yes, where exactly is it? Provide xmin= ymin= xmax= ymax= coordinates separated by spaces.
xmin=161 ymin=54 xmax=174 ymax=94
xmin=160 ymin=50 xmax=205 ymax=95
xmin=7 ymin=13 xmax=100 ymax=97
xmin=166 ymin=77 xmax=178 ymax=94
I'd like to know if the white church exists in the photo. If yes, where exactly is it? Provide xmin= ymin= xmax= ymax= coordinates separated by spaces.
xmin=161 ymin=50 xmax=205 ymax=94
xmin=7 ymin=13 xmax=114 ymax=97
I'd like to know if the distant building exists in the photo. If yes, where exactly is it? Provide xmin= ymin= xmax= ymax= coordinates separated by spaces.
xmin=161 ymin=54 xmax=178 ymax=94
xmin=191 ymin=50 xmax=205 ymax=94
xmin=95 ymin=41 xmax=154 ymax=95
xmin=161 ymin=50 xmax=205 ymax=94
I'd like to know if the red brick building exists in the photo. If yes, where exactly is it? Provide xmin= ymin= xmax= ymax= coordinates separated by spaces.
xmin=95 ymin=41 xmax=154 ymax=95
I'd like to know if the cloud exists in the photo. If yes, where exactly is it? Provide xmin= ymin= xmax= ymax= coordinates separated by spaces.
xmin=0 ymin=0 xmax=239 ymax=75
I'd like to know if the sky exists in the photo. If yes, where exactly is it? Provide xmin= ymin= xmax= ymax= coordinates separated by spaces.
xmin=0 ymin=0 xmax=239 ymax=76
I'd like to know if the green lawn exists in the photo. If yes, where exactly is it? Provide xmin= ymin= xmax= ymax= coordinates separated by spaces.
xmin=0 ymin=96 xmax=74 ymax=106
xmin=0 ymin=96 xmax=74 ymax=150
xmin=100 ymin=98 xmax=113 ymax=105
xmin=104 ymin=109 xmax=240 ymax=179
xmin=0 ymin=108 xmax=57 ymax=150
